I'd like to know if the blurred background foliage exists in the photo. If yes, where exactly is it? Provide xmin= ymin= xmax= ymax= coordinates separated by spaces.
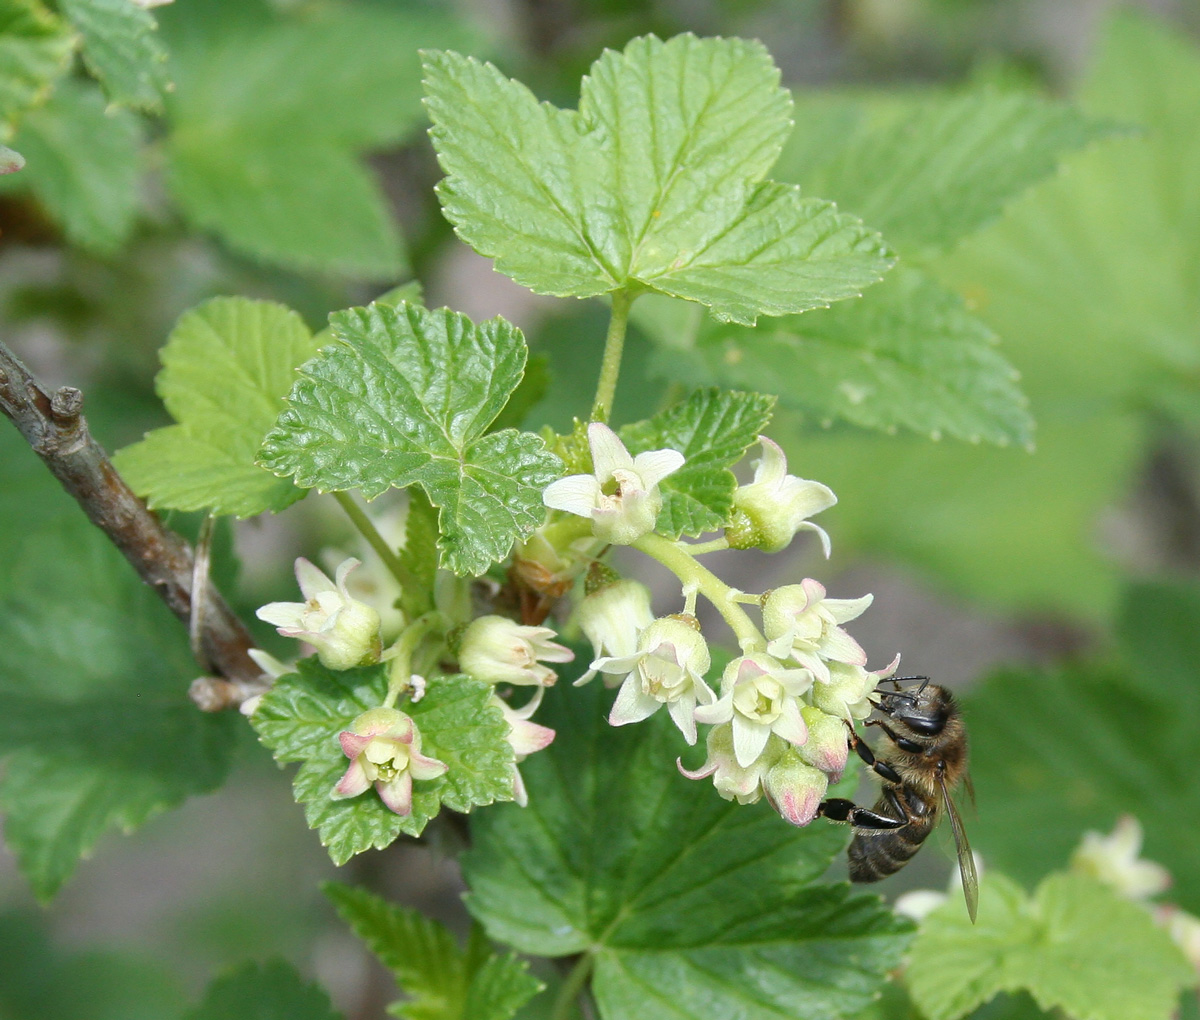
xmin=1 ymin=1 xmax=1199 ymax=1018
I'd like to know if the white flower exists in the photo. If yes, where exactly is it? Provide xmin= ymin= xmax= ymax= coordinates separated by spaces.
xmin=542 ymin=422 xmax=685 ymax=545
xmin=594 ymin=616 xmax=714 ymax=743
xmin=459 ymin=615 xmax=574 ymax=687
xmin=1071 ymin=816 xmax=1171 ymax=900
xmin=727 ymin=437 xmax=836 ymax=554
xmin=491 ymin=688 xmax=555 ymax=807
xmin=694 ymin=652 xmax=813 ymax=767
xmin=678 ymin=724 xmax=785 ymax=805
xmin=811 ymin=655 xmax=900 ymax=723
xmin=332 ymin=707 xmax=447 ymax=816
xmin=1156 ymin=906 xmax=1200 ymax=972
xmin=573 ymin=579 xmax=654 ymax=687
xmin=762 ymin=749 xmax=829 ymax=826
xmin=256 ymin=558 xmax=382 ymax=671
xmin=762 ymin=579 xmax=872 ymax=683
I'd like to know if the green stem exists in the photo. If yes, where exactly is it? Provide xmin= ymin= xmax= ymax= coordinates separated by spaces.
xmin=332 ymin=491 xmax=414 ymax=592
xmin=551 ymin=952 xmax=595 ymax=1020
xmin=590 ymin=289 xmax=635 ymax=423
xmin=684 ymin=536 xmax=730 ymax=556
xmin=634 ymin=533 xmax=765 ymax=652
xmin=383 ymin=611 xmax=445 ymax=708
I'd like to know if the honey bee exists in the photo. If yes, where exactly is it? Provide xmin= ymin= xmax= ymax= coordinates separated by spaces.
xmin=818 ymin=677 xmax=979 ymax=922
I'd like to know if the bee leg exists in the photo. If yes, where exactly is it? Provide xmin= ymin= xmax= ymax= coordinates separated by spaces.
xmin=865 ymin=719 xmax=925 ymax=755
xmin=816 ymin=798 xmax=906 ymax=829
xmin=846 ymin=726 xmax=904 ymax=784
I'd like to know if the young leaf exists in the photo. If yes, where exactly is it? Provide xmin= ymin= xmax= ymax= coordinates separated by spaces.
xmin=463 ymin=679 xmax=913 ymax=1020
xmin=0 ymin=519 xmax=237 ymax=900
xmin=906 ymin=873 xmax=1194 ymax=1020
xmin=250 ymin=660 xmax=514 ymax=864
xmin=57 ymin=0 xmax=170 ymax=112
xmin=0 ymin=0 xmax=73 ymax=138
xmin=324 ymin=883 xmax=543 ymax=1020
xmin=638 ymin=269 xmax=1033 ymax=447
xmin=259 ymin=303 xmax=564 ymax=577
xmin=423 ymin=36 xmax=893 ymax=324
xmin=0 ymin=79 xmax=141 ymax=252
xmin=185 ymin=960 xmax=341 ymax=1020
xmin=775 ymin=89 xmax=1117 ymax=257
xmin=113 ymin=297 xmax=321 ymax=518
xmin=619 ymin=388 xmax=775 ymax=536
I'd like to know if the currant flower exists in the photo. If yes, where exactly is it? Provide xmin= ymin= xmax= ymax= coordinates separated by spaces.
xmin=542 ymin=422 xmax=685 ymax=545
xmin=797 ymin=705 xmax=850 ymax=780
xmin=726 ymin=436 xmax=836 ymax=554
xmin=240 ymin=649 xmax=292 ymax=717
xmin=256 ymin=557 xmax=382 ymax=671
xmin=1071 ymin=816 xmax=1171 ymax=900
xmin=762 ymin=749 xmax=829 ymax=826
xmin=332 ymin=707 xmax=447 ymax=816
xmin=458 ymin=615 xmax=574 ymax=686
xmin=694 ymin=652 xmax=813 ymax=767
xmin=762 ymin=579 xmax=872 ymax=683
xmin=573 ymin=578 xmax=654 ymax=687
xmin=592 ymin=615 xmax=714 ymax=744
xmin=678 ymin=725 xmax=785 ymax=804
xmin=490 ymin=688 xmax=555 ymax=807
xmin=811 ymin=655 xmax=900 ymax=723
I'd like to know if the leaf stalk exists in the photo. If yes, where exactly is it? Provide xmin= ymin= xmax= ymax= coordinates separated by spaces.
xmin=589 ymin=289 xmax=635 ymax=423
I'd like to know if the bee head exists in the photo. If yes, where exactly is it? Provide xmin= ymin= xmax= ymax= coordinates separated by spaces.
xmin=875 ymin=679 xmax=951 ymax=736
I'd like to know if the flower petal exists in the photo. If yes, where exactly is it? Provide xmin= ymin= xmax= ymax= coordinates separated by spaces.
xmin=609 ymin=674 xmax=661 ymax=727
xmin=295 ymin=557 xmax=335 ymax=600
xmin=543 ymin=474 xmax=602 ymax=515
xmin=588 ymin=422 xmax=634 ymax=479
xmin=667 ymin=696 xmax=698 ymax=745
xmin=732 ymin=717 xmax=771 ymax=769
xmin=750 ymin=436 xmax=788 ymax=485
xmin=409 ymin=750 xmax=449 ymax=780
xmin=632 ymin=448 xmax=686 ymax=489
xmin=824 ymin=593 xmax=874 ymax=625
xmin=796 ymin=520 xmax=833 ymax=558
xmin=332 ymin=557 xmax=362 ymax=595
xmin=255 ymin=601 xmax=306 ymax=628
xmin=377 ymin=772 xmax=413 ymax=815
xmin=772 ymin=698 xmax=809 ymax=747
xmin=694 ymin=693 xmax=733 ymax=725
xmin=333 ymin=759 xmax=370 ymax=799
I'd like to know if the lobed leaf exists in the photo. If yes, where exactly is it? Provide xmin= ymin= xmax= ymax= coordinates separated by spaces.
xmin=906 ymin=873 xmax=1194 ymax=1020
xmin=423 ymin=36 xmax=893 ymax=323
xmin=259 ymin=302 xmax=563 ymax=577
xmin=463 ymin=678 xmax=912 ymax=1020
xmin=325 ymin=883 xmax=542 ymax=1020
xmin=251 ymin=660 xmax=513 ymax=864
xmin=113 ymin=297 xmax=321 ymax=518
xmin=620 ymin=388 xmax=775 ymax=536
xmin=58 ymin=0 xmax=170 ymax=112
xmin=185 ymin=959 xmax=341 ymax=1020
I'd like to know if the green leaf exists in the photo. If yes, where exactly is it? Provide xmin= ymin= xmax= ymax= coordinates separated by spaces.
xmin=0 ymin=0 xmax=73 ymax=140
xmin=58 ymin=0 xmax=169 ymax=112
xmin=185 ymin=959 xmax=341 ymax=1020
xmin=324 ymin=883 xmax=543 ymax=1020
xmin=965 ymin=581 xmax=1200 ymax=914
xmin=637 ymin=268 xmax=1033 ymax=446
xmin=0 ymin=519 xmax=237 ymax=900
xmin=251 ymin=660 xmax=513 ymax=864
xmin=113 ymin=297 xmax=320 ymax=518
xmin=463 ymin=679 xmax=913 ymax=1020
xmin=619 ymin=388 xmax=775 ymax=536
xmin=775 ymin=89 xmax=1116 ymax=257
xmin=906 ymin=873 xmax=1194 ymax=1020
xmin=259 ymin=303 xmax=564 ymax=577
xmin=423 ymin=36 xmax=893 ymax=324
xmin=0 ymin=78 xmax=140 ymax=252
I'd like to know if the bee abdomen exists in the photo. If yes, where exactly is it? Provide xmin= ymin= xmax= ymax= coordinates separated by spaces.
xmin=847 ymin=828 xmax=926 ymax=882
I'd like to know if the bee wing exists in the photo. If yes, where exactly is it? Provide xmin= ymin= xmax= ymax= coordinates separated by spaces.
xmin=963 ymin=771 xmax=977 ymax=811
xmin=939 ymin=772 xmax=979 ymax=923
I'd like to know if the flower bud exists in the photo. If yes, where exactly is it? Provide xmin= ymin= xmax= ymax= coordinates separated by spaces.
xmin=763 ymin=749 xmax=829 ymax=826
xmin=797 ymin=705 xmax=850 ymax=779
xmin=459 ymin=615 xmax=574 ymax=686
xmin=332 ymin=707 xmax=447 ymax=816
xmin=257 ymin=558 xmax=382 ymax=671
xmin=726 ymin=437 xmax=836 ymax=554
xmin=574 ymin=579 xmax=654 ymax=687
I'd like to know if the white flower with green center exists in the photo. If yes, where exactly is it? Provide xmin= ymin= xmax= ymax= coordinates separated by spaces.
xmin=490 ymin=688 xmax=555 ymax=807
xmin=573 ymin=578 xmax=654 ymax=687
xmin=726 ymin=436 xmax=836 ymax=554
xmin=593 ymin=615 xmax=714 ymax=744
xmin=458 ymin=615 xmax=574 ymax=686
xmin=256 ymin=557 xmax=382 ymax=671
xmin=1071 ymin=815 xmax=1171 ymax=900
xmin=811 ymin=655 xmax=900 ymax=723
xmin=762 ymin=579 xmax=872 ymax=683
xmin=694 ymin=652 xmax=813 ymax=767
xmin=678 ymin=725 xmax=786 ymax=805
xmin=332 ymin=707 xmax=447 ymax=816
xmin=542 ymin=422 xmax=685 ymax=545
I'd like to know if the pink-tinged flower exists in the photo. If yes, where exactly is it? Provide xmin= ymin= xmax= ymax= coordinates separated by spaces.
xmin=542 ymin=422 xmax=685 ymax=545
xmin=678 ymin=724 xmax=785 ymax=805
xmin=459 ymin=615 xmax=574 ymax=687
xmin=491 ymin=687 xmax=555 ymax=807
xmin=694 ymin=652 xmax=813 ymax=767
xmin=811 ymin=655 xmax=901 ymax=723
xmin=573 ymin=579 xmax=655 ymax=687
xmin=1071 ymin=816 xmax=1171 ymax=900
xmin=726 ymin=437 xmax=836 ymax=554
xmin=1155 ymin=905 xmax=1200 ymax=972
xmin=797 ymin=706 xmax=850 ymax=780
xmin=763 ymin=750 xmax=829 ymax=826
xmin=593 ymin=615 xmax=714 ymax=744
xmin=332 ymin=707 xmax=447 ymax=816
xmin=256 ymin=558 xmax=382 ymax=671
xmin=762 ymin=580 xmax=872 ymax=683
